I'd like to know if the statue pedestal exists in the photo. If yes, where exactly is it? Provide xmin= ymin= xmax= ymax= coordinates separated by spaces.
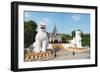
xmin=68 ymin=47 xmax=89 ymax=52
xmin=24 ymin=49 xmax=56 ymax=62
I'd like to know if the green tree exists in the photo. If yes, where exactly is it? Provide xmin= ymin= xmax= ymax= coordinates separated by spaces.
xmin=24 ymin=20 xmax=37 ymax=48
xmin=82 ymin=34 xmax=90 ymax=47
xmin=71 ymin=30 xmax=75 ymax=37
xmin=61 ymin=34 xmax=66 ymax=43
xmin=61 ymin=34 xmax=72 ymax=43
xmin=66 ymin=34 xmax=72 ymax=40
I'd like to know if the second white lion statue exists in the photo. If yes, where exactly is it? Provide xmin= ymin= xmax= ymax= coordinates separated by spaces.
xmin=71 ymin=30 xmax=82 ymax=48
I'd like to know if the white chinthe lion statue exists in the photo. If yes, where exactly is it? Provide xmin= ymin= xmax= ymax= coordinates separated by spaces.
xmin=71 ymin=30 xmax=82 ymax=48
xmin=33 ymin=21 xmax=48 ymax=52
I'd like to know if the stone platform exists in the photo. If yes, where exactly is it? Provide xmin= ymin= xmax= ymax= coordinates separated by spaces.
xmin=67 ymin=47 xmax=89 ymax=53
xmin=24 ymin=49 xmax=56 ymax=62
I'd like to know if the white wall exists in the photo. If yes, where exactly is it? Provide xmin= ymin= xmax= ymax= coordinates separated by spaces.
xmin=0 ymin=0 xmax=99 ymax=73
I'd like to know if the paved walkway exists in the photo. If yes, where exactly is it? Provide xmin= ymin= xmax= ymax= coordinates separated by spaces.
xmin=27 ymin=44 xmax=90 ymax=61
xmin=49 ymin=44 xmax=90 ymax=60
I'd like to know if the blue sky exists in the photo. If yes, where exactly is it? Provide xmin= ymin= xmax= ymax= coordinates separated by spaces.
xmin=24 ymin=11 xmax=90 ymax=34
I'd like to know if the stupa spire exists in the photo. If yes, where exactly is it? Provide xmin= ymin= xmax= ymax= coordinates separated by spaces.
xmin=52 ymin=25 xmax=57 ymax=35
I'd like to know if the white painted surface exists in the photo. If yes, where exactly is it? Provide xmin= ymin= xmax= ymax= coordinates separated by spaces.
xmin=0 ymin=0 xmax=99 ymax=73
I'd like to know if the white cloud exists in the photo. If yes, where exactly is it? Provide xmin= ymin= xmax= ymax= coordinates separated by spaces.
xmin=72 ymin=14 xmax=80 ymax=21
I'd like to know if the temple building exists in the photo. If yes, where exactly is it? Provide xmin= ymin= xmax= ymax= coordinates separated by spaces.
xmin=49 ymin=25 xmax=62 ymax=43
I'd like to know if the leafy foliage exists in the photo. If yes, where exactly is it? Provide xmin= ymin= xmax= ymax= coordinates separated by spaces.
xmin=61 ymin=34 xmax=72 ymax=43
xmin=82 ymin=34 xmax=90 ymax=47
xmin=24 ymin=20 xmax=37 ymax=48
xmin=71 ymin=31 xmax=75 ymax=37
